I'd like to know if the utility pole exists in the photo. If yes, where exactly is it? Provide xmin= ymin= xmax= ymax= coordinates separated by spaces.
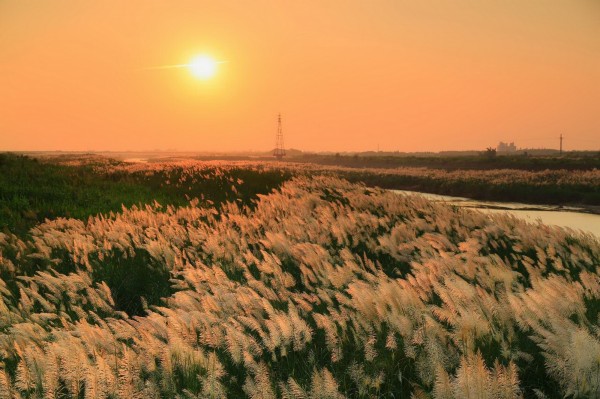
xmin=560 ymin=134 xmax=563 ymax=155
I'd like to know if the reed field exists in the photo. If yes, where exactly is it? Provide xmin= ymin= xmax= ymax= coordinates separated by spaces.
xmin=0 ymin=155 xmax=599 ymax=398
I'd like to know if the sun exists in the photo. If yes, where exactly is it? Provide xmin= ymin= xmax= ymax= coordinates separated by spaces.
xmin=188 ymin=55 xmax=218 ymax=79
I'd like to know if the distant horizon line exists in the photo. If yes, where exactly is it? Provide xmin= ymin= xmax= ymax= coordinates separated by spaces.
xmin=3 ymin=148 xmax=599 ymax=155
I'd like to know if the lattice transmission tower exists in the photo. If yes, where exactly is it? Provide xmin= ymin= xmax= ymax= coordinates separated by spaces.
xmin=273 ymin=113 xmax=286 ymax=160
xmin=560 ymin=133 xmax=563 ymax=155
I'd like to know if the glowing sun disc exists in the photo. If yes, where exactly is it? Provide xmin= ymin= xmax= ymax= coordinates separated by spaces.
xmin=188 ymin=55 xmax=218 ymax=79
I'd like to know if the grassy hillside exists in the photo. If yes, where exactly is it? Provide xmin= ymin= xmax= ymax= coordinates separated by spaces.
xmin=0 ymin=174 xmax=598 ymax=398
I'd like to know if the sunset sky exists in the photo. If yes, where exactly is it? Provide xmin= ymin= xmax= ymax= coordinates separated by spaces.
xmin=1 ymin=1 xmax=599 ymax=152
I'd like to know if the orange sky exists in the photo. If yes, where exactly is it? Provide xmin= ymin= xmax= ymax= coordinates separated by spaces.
xmin=1 ymin=1 xmax=599 ymax=152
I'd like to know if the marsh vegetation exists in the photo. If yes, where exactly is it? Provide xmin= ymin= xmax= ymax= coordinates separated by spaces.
xmin=0 ymin=156 xmax=599 ymax=398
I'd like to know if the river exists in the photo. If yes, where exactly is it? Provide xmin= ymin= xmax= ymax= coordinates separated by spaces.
xmin=393 ymin=190 xmax=600 ymax=237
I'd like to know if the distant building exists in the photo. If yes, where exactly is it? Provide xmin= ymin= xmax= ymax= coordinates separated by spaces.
xmin=497 ymin=141 xmax=517 ymax=153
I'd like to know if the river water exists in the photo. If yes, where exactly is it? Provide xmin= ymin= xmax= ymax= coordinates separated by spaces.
xmin=393 ymin=190 xmax=600 ymax=237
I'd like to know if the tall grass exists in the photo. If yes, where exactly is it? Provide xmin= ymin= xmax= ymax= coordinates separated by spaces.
xmin=104 ymin=158 xmax=600 ymax=205
xmin=0 ymin=166 xmax=598 ymax=398
xmin=0 ymin=154 xmax=291 ymax=235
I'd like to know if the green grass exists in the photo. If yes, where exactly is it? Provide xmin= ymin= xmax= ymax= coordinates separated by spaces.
xmin=0 ymin=157 xmax=599 ymax=397
xmin=0 ymin=175 xmax=597 ymax=398
xmin=0 ymin=154 xmax=291 ymax=236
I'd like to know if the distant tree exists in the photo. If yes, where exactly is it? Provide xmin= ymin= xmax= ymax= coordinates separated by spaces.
xmin=484 ymin=147 xmax=497 ymax=158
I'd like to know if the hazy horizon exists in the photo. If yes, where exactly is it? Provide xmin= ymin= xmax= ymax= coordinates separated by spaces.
xmin=1 ymin=1 xmax=599 ymax=152
xmin=7 ymin=146 xmax=597 ymax=155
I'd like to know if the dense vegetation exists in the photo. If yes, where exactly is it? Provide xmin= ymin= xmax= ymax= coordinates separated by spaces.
xmin=0 ymin=160 xmax=598 ymax=398
xmin=331 ymin=167 xmax=600 ymax=206
xmin=1 ymin=154 xmax=599 ymax=240
xmin=295 ymin=153 xmax=600 ymax=171
xmin=198 ymin=155 xmax=600 ymax=205
xmin=289 ymin=155 xmax=600 ymax=206
xmin=0 ymin=154 xmax=290 ymax=235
